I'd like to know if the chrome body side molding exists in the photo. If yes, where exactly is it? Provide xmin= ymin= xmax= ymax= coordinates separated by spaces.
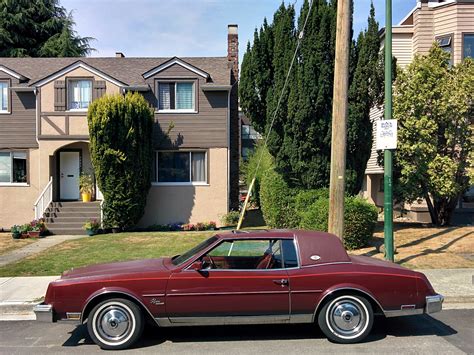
xmin=155 ymin=314 xmax=314 ymax=327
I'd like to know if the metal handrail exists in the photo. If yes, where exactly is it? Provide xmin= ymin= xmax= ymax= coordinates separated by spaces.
xmin=34 ymin=177 xmax=53 ymax=220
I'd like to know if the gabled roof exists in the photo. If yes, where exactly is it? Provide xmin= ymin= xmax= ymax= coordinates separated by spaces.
xmin=32 ymin=61 xmax=127 ymax=87
xmin=0 ymin=57 xmax=230 ymax=88
xmin=0 ymin=65 xmax=28 ymax=81
xmin=142 ymin=57 xmax=210 ymax=79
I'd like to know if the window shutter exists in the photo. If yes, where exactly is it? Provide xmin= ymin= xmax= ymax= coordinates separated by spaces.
xmin=92 ymin=80 xmax=106 ymax=100
xmin=54 ymin=80 xmax=66 ymax=111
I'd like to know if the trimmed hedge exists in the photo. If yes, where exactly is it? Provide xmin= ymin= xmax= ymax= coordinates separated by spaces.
xmin=300 ymin=196 xmax=378 ymax=250
xmin=259 ymin=169 xmax=299 ymax=228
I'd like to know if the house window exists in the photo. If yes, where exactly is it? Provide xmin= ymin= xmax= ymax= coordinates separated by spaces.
xmin=241 ymin=125 xmax=261 ymax=140
xmin=0 ymin=151 xmax=27 ymax=184
xmin=68 ymin=80 xmax=92 ymax=110
xmin=436 ymin=35 xmax=452 ymax=65
xmin=155 ymin=151 xmax=206 ymax=184
xmin=158 ymin=82 xmax=195 ymax=111
xmin=463 ymin=34 xmax=474 ymax=59
xmin=0 ymin=81 xmax=8 ymax=112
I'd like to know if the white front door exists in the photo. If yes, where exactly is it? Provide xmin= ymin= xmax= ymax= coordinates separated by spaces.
xmin=59 ymin=151 xmax=80 ymax=200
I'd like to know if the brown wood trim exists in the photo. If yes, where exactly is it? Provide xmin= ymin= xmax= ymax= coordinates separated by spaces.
xmin=65 ymin=115 xmax=70 ymax=135
xmin=41 ymin=111 xmax=87 ymax=116
xmin=42 ymin=116 xmax=66 ymax=135
xmin=461 ymin=32 xmax=474 ymax=60
xmin=38 ymin=135 xmax=89 ymax=140
xmin=37 ymin=88 xmax=42 ymax=142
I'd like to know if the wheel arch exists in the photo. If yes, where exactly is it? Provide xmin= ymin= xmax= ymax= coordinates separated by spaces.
xmin=312 ymin=286 xmax=384 ymax=322
xmin=81 ymin=289 xmax=157 ymax=326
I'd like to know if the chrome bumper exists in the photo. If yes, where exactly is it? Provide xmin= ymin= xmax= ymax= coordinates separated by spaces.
xmin=425 ymin=294 xmax=444 ymax=314
xmin=33 ymin=303 xmax=54 ymax=322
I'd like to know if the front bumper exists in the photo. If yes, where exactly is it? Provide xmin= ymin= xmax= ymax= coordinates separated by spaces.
xmin=33 ymin=303 xmax=54 ymax=322
xmin=425 ymin=294 xmax=444 ymax=314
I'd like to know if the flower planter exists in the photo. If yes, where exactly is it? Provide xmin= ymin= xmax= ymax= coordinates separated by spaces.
xmin=28 ymin=231 xmax=41 ymax=238
xmin=82 ymin=192 xmax=92 ymax=203
xmin=12 ymin=232 xmax=21 ymax=239
xmin=85 ymin=229 xmax=96 ymax=236
xmin=21 ymin=232 xmax=29 ymax=239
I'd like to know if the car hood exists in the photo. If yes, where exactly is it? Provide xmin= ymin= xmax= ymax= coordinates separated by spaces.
xmin=61 ymin=258 xmax=169 ymax=279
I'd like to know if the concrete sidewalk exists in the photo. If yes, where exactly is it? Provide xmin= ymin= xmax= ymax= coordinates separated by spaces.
xmin=0 ymin=268 xmax=472 ymax=321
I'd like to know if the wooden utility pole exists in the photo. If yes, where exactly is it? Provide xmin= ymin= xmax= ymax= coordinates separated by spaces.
xmin=328 ymin=0 xmax=351 ymax=239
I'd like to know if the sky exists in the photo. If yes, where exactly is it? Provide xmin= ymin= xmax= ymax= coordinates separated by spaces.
xmin=62 ymin=0 xmax=417 ymax=62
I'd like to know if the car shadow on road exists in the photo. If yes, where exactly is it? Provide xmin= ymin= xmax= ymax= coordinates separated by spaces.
xmin=62 ymin=314 xmax=457 ymax=349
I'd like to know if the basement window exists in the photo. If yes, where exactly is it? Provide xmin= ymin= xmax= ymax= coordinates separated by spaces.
xmin=0 ymin=151 xmax=27 ymax=184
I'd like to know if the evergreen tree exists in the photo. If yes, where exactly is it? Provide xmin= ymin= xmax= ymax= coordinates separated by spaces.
xmin=0 ymin=0 xmax=93 ymax=57
xmin=346 ymin=2 xmax=381 ymax=194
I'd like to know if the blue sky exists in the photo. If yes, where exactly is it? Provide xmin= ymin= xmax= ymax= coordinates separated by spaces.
xmin=62 ymin=0 xmax=417 ymax=62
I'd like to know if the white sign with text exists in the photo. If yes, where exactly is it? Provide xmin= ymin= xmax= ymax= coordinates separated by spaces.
xmin=376 ymin=119 xmax=397 ymax=150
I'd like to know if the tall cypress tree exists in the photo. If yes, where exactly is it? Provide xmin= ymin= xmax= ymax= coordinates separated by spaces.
xmin=346 ymin=2 xmax=381 ymax=194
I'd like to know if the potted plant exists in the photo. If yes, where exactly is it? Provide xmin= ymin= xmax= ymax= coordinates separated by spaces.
xmin=83 ymin=219 xmax=100 ymax=236
xmin=79 ymin=173 xmax=94 ymax=203
xmin=28 ymin=219 xmax=47 ymax=238
xmin=11 ymin=225 xmax=21 ymax=239
xmin=20 ymin=223 xmax=31 ymax=238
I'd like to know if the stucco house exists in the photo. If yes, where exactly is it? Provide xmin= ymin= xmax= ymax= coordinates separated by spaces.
xmin=361 ymin=0 xmax=474 ymax=222
xmin=0 ymin=25 xmax=240 ymax=233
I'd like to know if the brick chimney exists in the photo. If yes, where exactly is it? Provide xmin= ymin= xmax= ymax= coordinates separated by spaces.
xmin=227 ymin=24 xmax=239 ymax=80
xmin=115 ymin=52 xmax=125 ymax=58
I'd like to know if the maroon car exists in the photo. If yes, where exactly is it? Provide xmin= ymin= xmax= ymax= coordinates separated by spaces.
xmin=34 ymin=230 xmax=443 ymax=350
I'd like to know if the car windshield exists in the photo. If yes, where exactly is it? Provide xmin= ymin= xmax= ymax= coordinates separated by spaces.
xmin=171 ymin=236 xmax=218 ymax=266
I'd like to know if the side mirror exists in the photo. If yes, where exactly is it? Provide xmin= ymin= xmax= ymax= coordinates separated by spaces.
xmin=190 ymin=260 xmax=203 ymax=271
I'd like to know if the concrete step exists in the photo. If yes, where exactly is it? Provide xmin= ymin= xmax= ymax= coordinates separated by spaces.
xmin=44 ymin=212 xmax=100 ymax=219
xmin=47 ymin=222 xmax=89 ymax=229
xmin=45 ymin=216 xmax=101 ymax=223
xmin=46 ymin=206 xmax=100 ymax=213
xmin=47 ymin=227 xmax=87 ymax=235
xmin=50 ymin=201 xmax=101 ymax=207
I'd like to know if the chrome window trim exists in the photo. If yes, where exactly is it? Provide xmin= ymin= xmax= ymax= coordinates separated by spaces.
xmin=301 ymin=261 xmax=352 ymax=269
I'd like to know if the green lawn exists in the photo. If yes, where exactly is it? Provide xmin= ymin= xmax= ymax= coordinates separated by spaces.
xmin=0 ymin=231 xmax=215 ymax=277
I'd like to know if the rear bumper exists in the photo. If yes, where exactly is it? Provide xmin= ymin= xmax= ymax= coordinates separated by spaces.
xmin=425 ymin=294 xmax=444 ymax=314
xmin=33 ymin=303 xmax=54 ymax=322
xmin=383 ymin=294 xmax=444 ymax=318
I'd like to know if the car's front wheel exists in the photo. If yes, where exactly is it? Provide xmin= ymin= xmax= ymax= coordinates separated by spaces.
xmin=87 ymin=298 xmax=144 ymax=350
xmin=318 ymin=294 xmax=373 ymax=344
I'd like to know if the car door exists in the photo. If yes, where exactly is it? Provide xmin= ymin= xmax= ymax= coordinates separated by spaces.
xmin=165 ymin=238 xmax=290 ymax=325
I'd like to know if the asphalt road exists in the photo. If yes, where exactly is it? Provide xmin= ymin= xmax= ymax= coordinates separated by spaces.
xmin=0 ymin=309 xmax=473 ymax=354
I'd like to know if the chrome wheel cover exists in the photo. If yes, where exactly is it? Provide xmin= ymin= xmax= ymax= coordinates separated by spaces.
xmin=93 ymin=303 xmax=135 ymax=345
xmin=326 ymin=296 xmax=368 ymax=339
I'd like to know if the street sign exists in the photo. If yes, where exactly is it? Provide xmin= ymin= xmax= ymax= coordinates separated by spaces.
xmin=376 ymin=119 xmax=397 ymax=150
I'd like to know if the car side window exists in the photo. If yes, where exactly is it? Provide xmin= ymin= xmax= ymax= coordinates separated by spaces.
xmin=203 ymin=239 xmax=283 ymax=270
xmin=282 ymin=239 xmax=298 ymax=268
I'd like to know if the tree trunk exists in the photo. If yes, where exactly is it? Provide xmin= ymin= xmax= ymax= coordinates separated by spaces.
xmin=425 ymin=194 xmax=439 ymax=225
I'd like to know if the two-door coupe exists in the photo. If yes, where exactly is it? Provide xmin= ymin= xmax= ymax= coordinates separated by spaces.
xmin=34 ymin=230 xmax=443 ymax=350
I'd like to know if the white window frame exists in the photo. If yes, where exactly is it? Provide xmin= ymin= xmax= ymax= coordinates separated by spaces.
xmin=0 ymin=151 xmax=28 ymax=186
xmin=152 ymin=150 xmax=208 ymax=186
xmin=67 ymin=79 xmax=93 ymax=112
xmin=0 ymin=81 xmax=10 ymax=114
xmin=156 ymin=81 xmax=197 ymax=113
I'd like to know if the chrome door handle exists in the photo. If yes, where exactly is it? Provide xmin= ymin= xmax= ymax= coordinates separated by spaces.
xmin=273 ymin=279 xmax=289 ymax=286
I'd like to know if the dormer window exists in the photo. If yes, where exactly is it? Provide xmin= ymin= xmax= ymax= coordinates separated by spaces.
xmin=68 ymin=79 xmax=92 ymax=110
xmin=0 ymin=81 xmax=8 ymax=113
xmin=157 ymin=81 xmax=195 ymax=112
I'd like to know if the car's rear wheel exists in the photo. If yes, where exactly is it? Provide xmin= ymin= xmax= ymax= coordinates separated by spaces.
xmin=318 ymin=294 xmax=373 ymax=344
xmin=87 ymin=298 xmax=144 ymax=350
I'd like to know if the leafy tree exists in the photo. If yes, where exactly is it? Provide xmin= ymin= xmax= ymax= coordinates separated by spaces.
xmin=87 ymin=93 xmax=154 ymax=229
xmin=0 ymin=0 xmax=93 ymax=57
xmin=393 ymin=46 xmax=474 ymax=225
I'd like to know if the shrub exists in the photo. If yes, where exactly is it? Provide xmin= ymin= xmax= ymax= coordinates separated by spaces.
xmin=343 ymin=197 xmax=378 ymax=250
xmin=294 ymin=188 xmax=329 ymax=217
xmin=241 ymin=142 xmax=275 ymax=206
xmin=300 ymin=196 xmax=378 ymax=250
xmin=88 ymin=92 xmax=154 ymax=229
xmin=259 ymin=169 xmax=299 ymax=228
xmin=182 ymin=223 xmax=195 ymax=231
xmin=195 ymin=222 xmax=206 ymax=231
xmin=220 ymin=211 xmax=240 ymax=226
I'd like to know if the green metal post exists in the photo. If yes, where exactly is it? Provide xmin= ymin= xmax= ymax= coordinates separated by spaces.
xmin=384 ymin=0 xmax=394 ymax=262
